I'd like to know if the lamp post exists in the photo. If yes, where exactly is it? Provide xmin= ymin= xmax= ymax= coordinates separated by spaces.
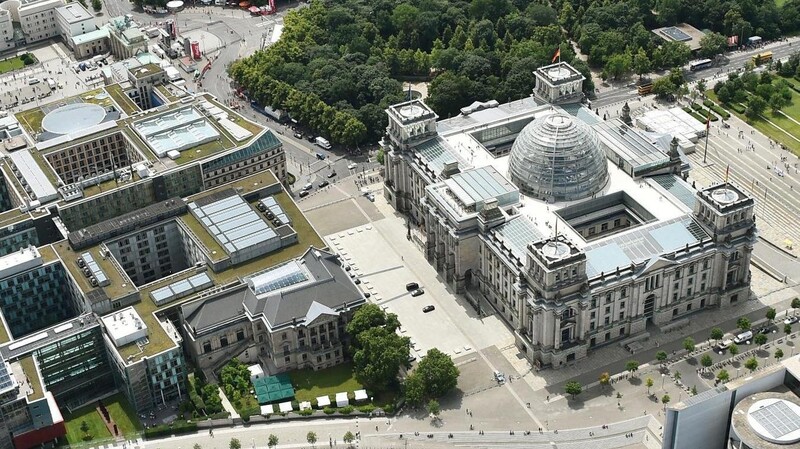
xmin=661 ymin=373 xmax=666 ymax=390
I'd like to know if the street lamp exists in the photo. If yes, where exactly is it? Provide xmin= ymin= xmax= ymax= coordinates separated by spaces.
xmin=661 ymin=373 xmax=666 ymax=390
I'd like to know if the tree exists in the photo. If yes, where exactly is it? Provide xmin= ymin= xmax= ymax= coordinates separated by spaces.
xmin=754 ymin=333 xmax=768 ymax=345
xmin=701 ymin=354 xmax=713 ymax=368
xmin=696 ymin=80 xmax=707 ymax=98
xmin=729 ymin=344 xmax=740 ymax=356
xmin=412 ymin=348 xmax=459 ymax=398
xmin=403 ymin=371 xmax=426 ymax=405
xmin=632 ymin=48 xmax=651 ymax=78
xmin=769 ymin=93 xmax=789 ymax=113
xmin=775 ymin=348 xmax=784 ymax=360
xmin=699 ymin=32 xmax=727 ymax=58
xmin=307 ymin=431 xmax=317 ymax=446
xmin=792 ymin=298 xmax=800 ymax=309
xmin=786 ymin=323 xmax=793 ymax=335
xmin=683 ymin=337 xmax=696 ymax=353
xmin=267 ymin=435 xmax=279 ymax=448
xmin=194 ymin=445 xmax=202 ymax=449
xmin=645 ymin=377 xmax=654 ymax=394
xmin=766 ymin=308 xmax=777 ymax=322
xmin=91 ymin=0 xmax=101 ymax=12
xmin=230 ymin=439 xmax=241 ymax=449
xmin=565 ymin=381 xmax=582 ymax=399
xmin=691 ymin=385 xmax=698 ymax=395
xmin=656 ymin=351 xmax=668 ymax=365
xmin=427 ymin=399 xmax=441 ymax=418
xmin=352 ymin=327 xmax=410 ymax=391
xmin=604 ymin=53 xmax=632 ymax=80
xmin=674 ymin=371 xmax=682 ymax=382
xmin=745 ymin=357 xmax=759 ymax=372
xmin=710 ymin=327 xmax=724 ymax=341
xmin=599 ymin=372 xmax=611 ymax=390
xmin=626 ymin=360 xmax=640 ymax=376
xmin=716 ymin=369 xmax=730 ymax=383
xmin=661 ymin=394 xmax=671 ymax=409
xmin=346 ymin=304 xmax=400 ymax=341
xmin=745 ymin=96 xmax=767 ymax=120
xmin=737 ymin=317 xmax=752 ymax=331
xmin=80 ymin=420 xmax=91 ymax=439
xmin=652 ymin=77 xmax=678 ymax=99
xmin=343 ymin=431 xmax=355 ymax=445
xmin=375 ymin=149 xmax=385 ymax=165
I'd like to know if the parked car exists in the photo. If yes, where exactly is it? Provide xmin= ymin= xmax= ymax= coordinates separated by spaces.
xmin=733 ymin=330 xmax=753 ymax=345
xmin=756 ymin=325 xmax=773 ymax=335
xmin=327 ymin=171 xmax=337 ymax=178
xmin=348 ymin=163 xmax=357 ymax=170
xmin=715 ymin=339 xmax=733 ymax=351
xmin=366 ymin=193 xmax=375 ymax=202
xmin=298 ymin=190 xmax=310 ymax=198
xmin=422 ymin=305 xmax=435 ymax=313
xmin=316 ymin=152 xmax=326 ymax=160
xmin=406 ymin=282 xmax=419 ymax=291
xmin=493 ymin=370 xmax=505 ymax=384
xmin=784 ymin=316 xmax=800 ymax=325
xmin=318 ymin=181 xmax=329 ymax=188
xmin=303 ymin=183 xmax=313 ymax=191
xmin=293 ymin=131 xmax=303 ymax=139
xmin=411 ymin=289 xmax=424 ymax=297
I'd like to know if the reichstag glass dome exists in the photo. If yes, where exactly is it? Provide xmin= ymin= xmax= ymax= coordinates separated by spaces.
xmin=508 ymin=111 xmax=609 ymax=202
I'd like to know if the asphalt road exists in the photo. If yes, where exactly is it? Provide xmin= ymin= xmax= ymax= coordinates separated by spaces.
xmin=591 ymin=38 xmax=800 ymax=109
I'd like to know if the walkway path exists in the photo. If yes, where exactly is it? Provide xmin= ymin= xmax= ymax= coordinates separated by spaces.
xmin=219 ymin=387 xmax=240 ymax=419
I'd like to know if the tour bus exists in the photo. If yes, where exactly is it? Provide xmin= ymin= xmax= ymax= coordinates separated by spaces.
xmin=752 ymin=51 xmax=773 ymax=65
xmin=689 ymin=59 xmax=713 ymax=71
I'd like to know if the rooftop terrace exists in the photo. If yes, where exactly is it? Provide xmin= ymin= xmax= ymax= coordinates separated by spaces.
xmin=18 ymin=355 xmax=43 ymax=401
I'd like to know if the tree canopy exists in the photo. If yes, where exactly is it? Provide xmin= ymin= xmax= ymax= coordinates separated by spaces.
xmin=229 ymin=0 xmax=595 ymax=143
xmin=347 ymin=304 xmax=409 ymax=391
xmin=403 ymin=348 xmax=460 ymax=404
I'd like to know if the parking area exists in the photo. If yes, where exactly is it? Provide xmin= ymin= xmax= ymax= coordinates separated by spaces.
xmin=327 ymin=217 xmax=512 ymax=361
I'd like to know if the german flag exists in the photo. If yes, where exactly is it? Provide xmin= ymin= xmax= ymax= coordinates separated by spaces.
xmin=552 ymin=47 xmax=561 ymax=64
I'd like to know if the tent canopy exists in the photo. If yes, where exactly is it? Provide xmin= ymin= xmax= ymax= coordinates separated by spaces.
xmin=299 ymin=401 xmax=312 ymax=411
xmin=253 ymin=374 xmax=295 ymax=404
xmin=316 ymin=395 xmax=331 ymax=408
xmin=248 ymin=5 xmax=259 ymax=12
xmin=354 ymin=389 xmax=368 ymax=401
xmin=335 ymin=392 xmax=349 ymax=407
xmin=259 ymin=404 xmax=274 ymax=416
xmin=279 ymin=401 xmax=293 ymax=413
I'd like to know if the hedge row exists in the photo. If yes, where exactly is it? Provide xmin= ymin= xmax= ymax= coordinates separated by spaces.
xmin=689 ymin=103 xmax=719 ymax=121
xmin=143 ymin=421 xmax=198 ymax=439
xmin=729 ymin=102 xmax=746 ymax=114
xmin=703 ymin=100 xmax=731 ymax=120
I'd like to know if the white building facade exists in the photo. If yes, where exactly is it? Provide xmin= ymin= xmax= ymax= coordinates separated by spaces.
xmin=0 ymin=8 xmax=14 ymax=52
xmin=55 ymin=3 xmax=95 ymax=48
xmin=3 ymin=0 xmax=65 ymax=44
xmin=382 ymin=62 xmax=757 ymax=369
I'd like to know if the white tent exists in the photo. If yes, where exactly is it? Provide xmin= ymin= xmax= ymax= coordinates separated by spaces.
xmin=335 ymin=392 xmax=349 ymax=407
xmin=279 ymin=401 xmax=293 ymax=413
xmin=248 ymin=364 xmax=264 ymax=383
xmin=260 ymin=404 xmax=274 ymax=416
xmin=299 ymin=401 xmax=312 ymax=411
xmin=316 ymin=395 xmax=331 ymax=408
xmin=354 ymin=389 xmax=368 ymax=402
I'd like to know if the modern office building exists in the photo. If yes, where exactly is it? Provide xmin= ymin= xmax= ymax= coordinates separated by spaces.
xmin=382 ymin=61 xmax=756 ymax=369
xmin=54 ymin=2 xmax=94 ymax=49
xmin=663 ymin=355 xmax=800 ymax=449
xmin=0 ymin=8 xmax=14 ymax=51
xmin=0 ymin=0 xmax=64 ymax=44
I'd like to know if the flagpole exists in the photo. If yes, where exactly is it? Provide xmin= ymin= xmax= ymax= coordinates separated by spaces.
xmin=703 ymin=113 xmax=710 ymax=164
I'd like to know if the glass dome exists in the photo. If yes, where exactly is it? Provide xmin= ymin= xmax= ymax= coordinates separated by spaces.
xmin=508 ymin=111 xmax=608 ymax=202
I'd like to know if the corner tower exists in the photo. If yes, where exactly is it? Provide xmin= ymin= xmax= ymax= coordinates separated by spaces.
xmin=533 ymin=62 xmax=585 ymax=105
xmin=694 ymin=183 xmax=756 ymax=307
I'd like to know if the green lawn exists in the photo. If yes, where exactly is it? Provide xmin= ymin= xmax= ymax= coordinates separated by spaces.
xmin=0 ymin=55 xmax=33 ymax=75
xmin=289 ymin=362 xmax=363 ymax=404
xmin=706 ymin=89 xmax=800 ymax=156
xmin=62 ymin=394 xmax=142 ymax=446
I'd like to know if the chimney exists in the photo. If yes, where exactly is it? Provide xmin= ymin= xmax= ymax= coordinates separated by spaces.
xmin=441 ymin=161 xmax=460 ymax=179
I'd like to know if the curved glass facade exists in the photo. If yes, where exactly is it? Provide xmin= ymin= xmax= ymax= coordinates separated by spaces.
xmin=508 ymin=112 xmax=608 ymax=202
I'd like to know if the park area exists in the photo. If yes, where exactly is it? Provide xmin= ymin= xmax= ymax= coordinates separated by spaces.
xmin=61 ymin=393 xmax=143 ymax=446
xmin=289 ymin=362 xmax=364 ymax=404
xmin=0 ymin=53 xmax=36 ymax=75
xmin=708 ymin=62 xmax=800 ymax=155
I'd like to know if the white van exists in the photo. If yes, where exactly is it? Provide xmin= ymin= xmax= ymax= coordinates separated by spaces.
xmin=733 ymin=331 xmax=753 ymax=345
xmin=27 ymin=77 xmax=40 ymax=85
xmin=314 ymin=136 xmax=331 ymax=150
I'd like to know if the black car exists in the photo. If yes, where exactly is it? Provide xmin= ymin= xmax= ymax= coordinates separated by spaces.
xmin=299 ymin=190 xmax=310 ymax=198
xmin=757 ymin=325 xmax=773 ymax=335
xmin=318 ymin=181 xmax=329 ymax=188
xmin=293 ymin=131 xmax=303 ymax=139
xmin=306 ymin=135 xmax=316 ymax=142
xmin=406 ymin=282 xmax=419 ymax=291
xmin=422 ymin=305 xmax=435 ymax=313
xmin=411 ymin=289 xmax=424 ymax=297
xmin=327 ymin=171 xmax=337 ymax=178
